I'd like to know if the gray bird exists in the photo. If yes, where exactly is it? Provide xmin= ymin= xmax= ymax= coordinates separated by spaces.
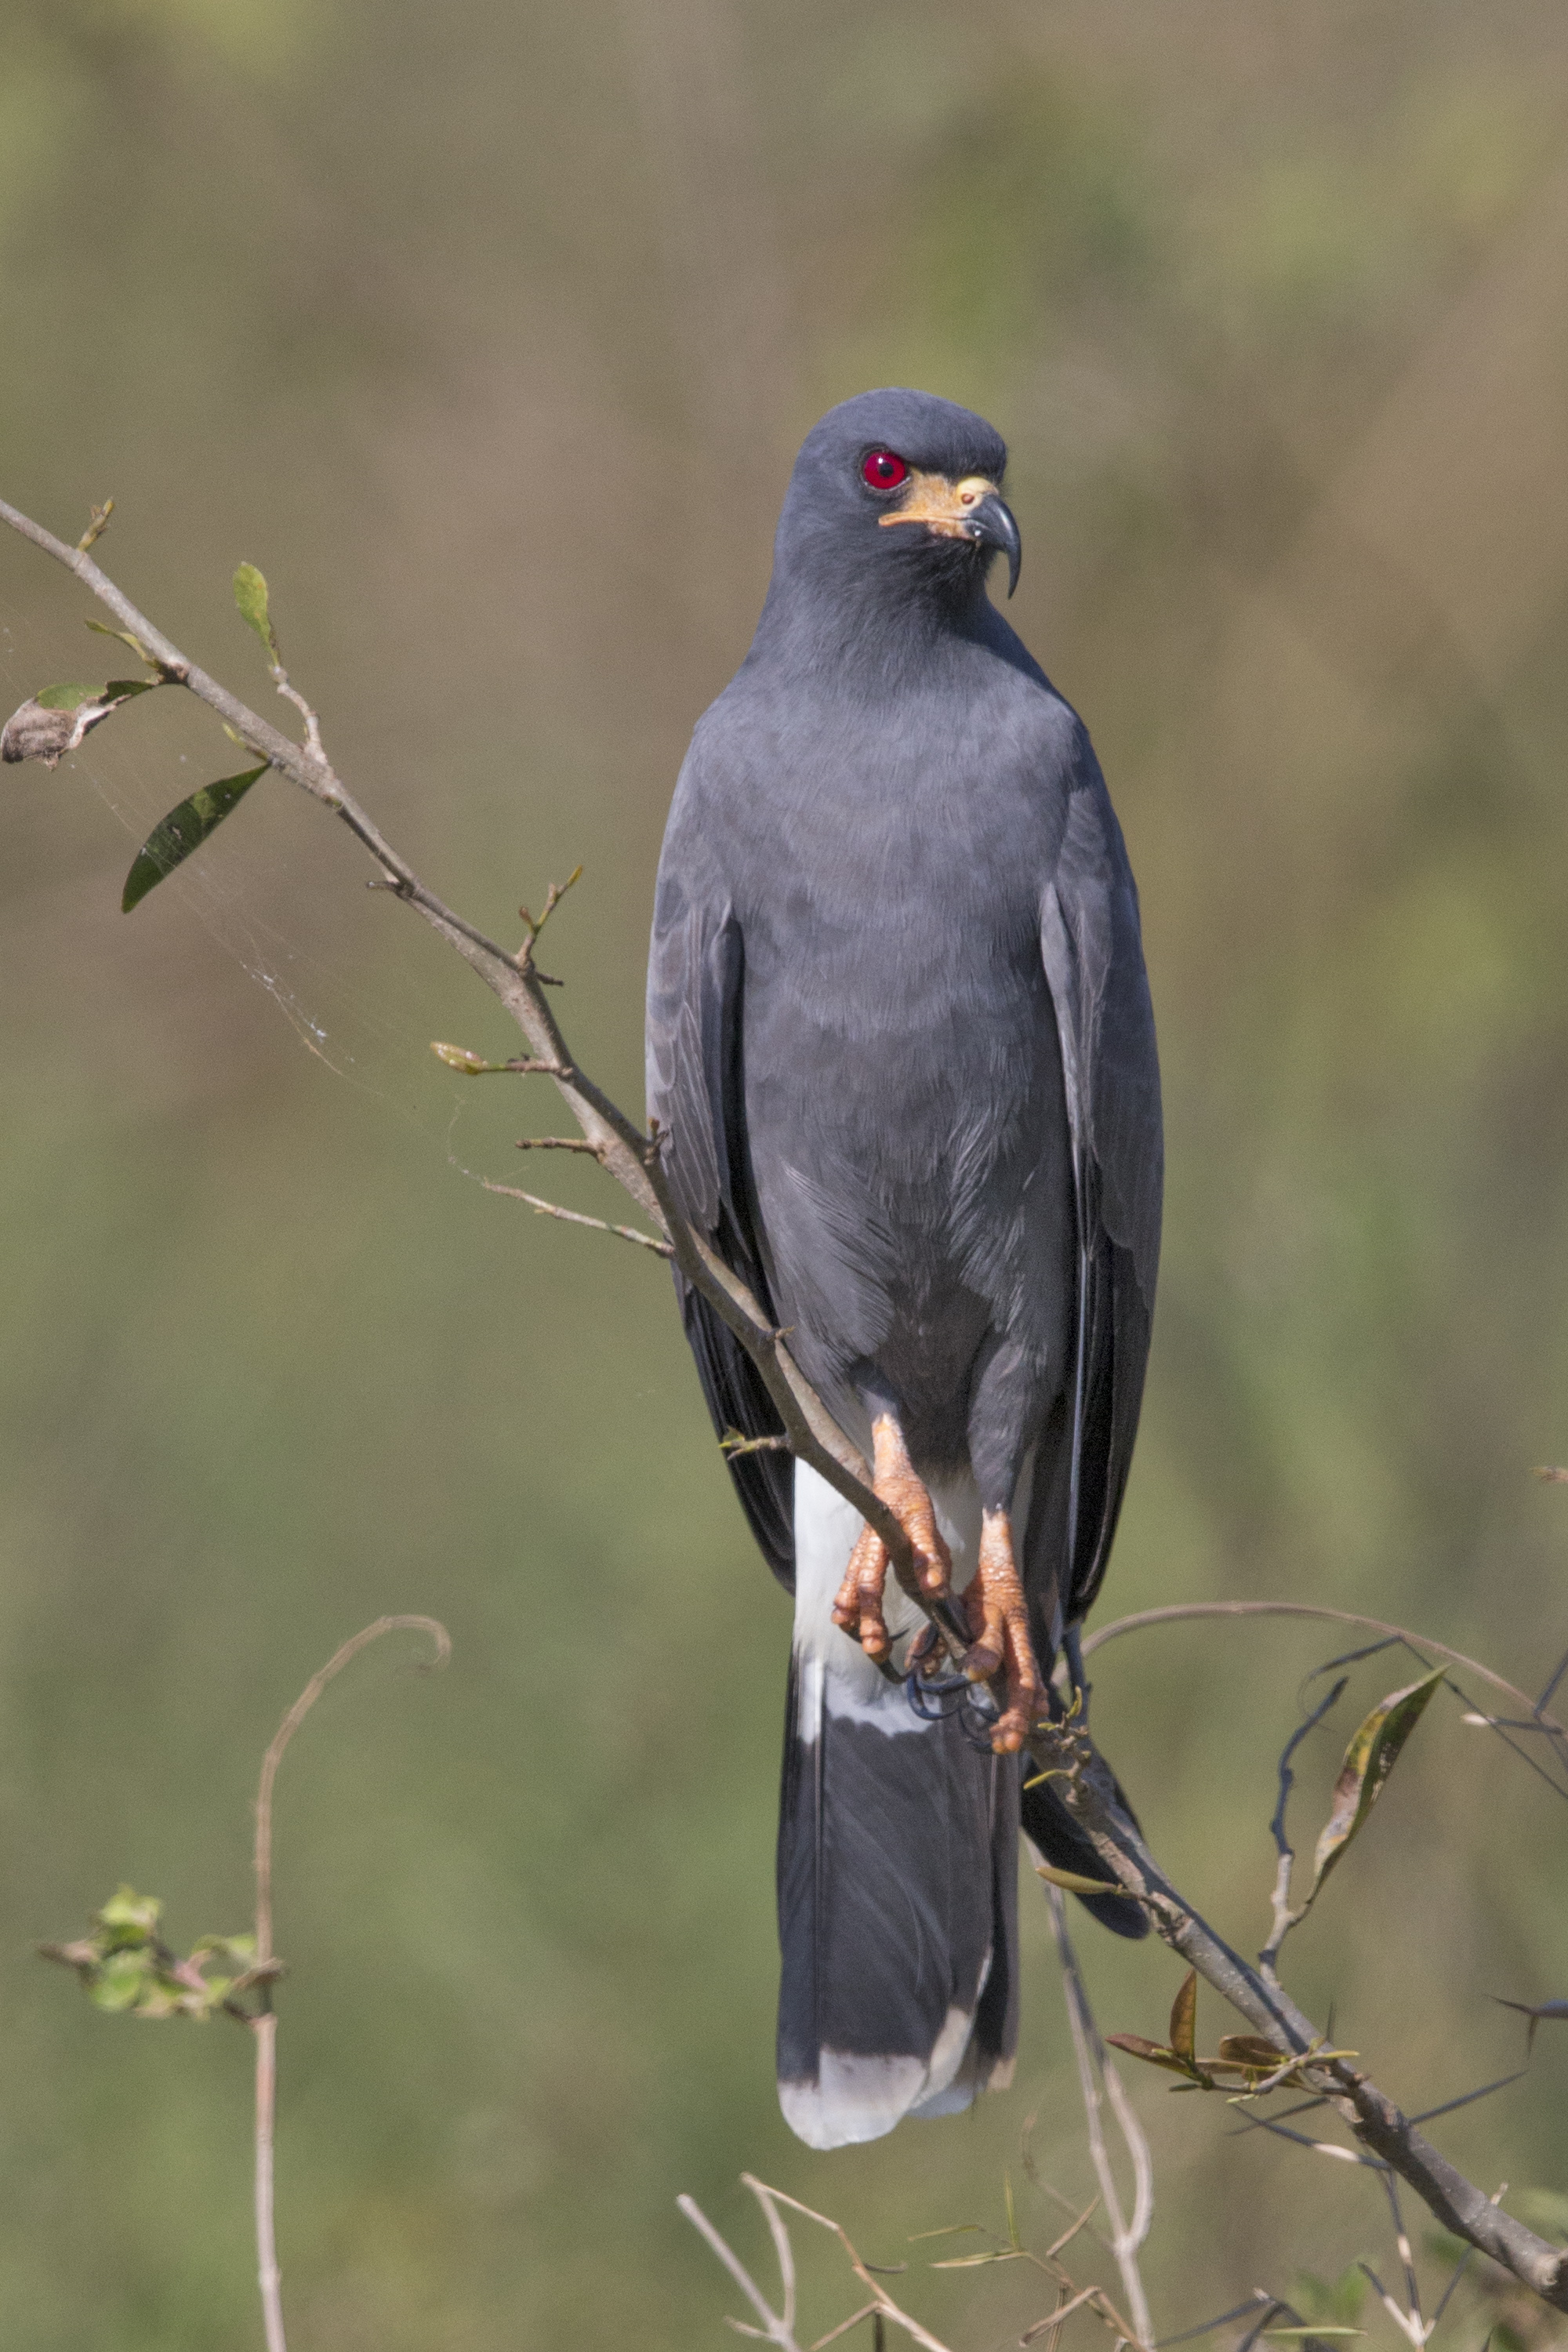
xmin=646 ymin=388 xmax=1161 ymax=2149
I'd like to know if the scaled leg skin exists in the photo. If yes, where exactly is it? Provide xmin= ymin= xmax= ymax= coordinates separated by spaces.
xmin=832 ymin=1412 xmax=953 ymax=1661
xmin=964 ymin=1509 xmax=1047 ymax=1754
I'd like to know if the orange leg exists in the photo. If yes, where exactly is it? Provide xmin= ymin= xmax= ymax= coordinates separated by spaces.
xmin=832 ymin=1414 xmax=953 ymax=1662
xmin=964 ymin=1509 xmax=1047 ymax=1753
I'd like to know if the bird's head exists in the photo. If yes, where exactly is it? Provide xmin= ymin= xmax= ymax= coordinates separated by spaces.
xmin=772 ymin=389 xmax=1021 ymax=614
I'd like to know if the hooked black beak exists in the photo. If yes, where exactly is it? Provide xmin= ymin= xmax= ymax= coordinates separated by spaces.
xmin=969 ymin=493 xmax=1021 ymax=598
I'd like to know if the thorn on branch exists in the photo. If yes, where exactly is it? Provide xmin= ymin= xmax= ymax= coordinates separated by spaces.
xmin=1494 ymin=1997 xmax=1568 ymax=2053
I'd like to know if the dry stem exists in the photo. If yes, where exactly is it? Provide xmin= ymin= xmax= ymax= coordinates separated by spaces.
xmin=250 ymin=1614 xmax=450 ymax=2352
xmin=1047 ymin=1888 xmax=1153 ymax=2346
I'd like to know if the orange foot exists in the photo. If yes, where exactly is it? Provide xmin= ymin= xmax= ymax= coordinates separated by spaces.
xmin=832 ymin=1413 xmax=952 ymax=1663
xmin=964 ymin=1510 xmax=1047 ymax=1753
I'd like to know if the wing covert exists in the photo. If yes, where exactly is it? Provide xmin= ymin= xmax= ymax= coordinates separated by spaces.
xmin=647 ymin=845 xmax=795 ymax=1589
xmin=1039 ymin=747 xmax=1163 ymax=1621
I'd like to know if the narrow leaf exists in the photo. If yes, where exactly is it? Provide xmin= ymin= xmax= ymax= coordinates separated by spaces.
xmin=35 ymin=683 xmax=100 ymax=710
xmin=1170 ymin=1969 xmax=1197 ymax=2063
xmin=234 ymin=562 xmax=278 ymax=660
xmin=1033 ymin=1859 xmax=1134 ymax=1899
xmin=1218 ymin=2035 xmax=1287 ymax=2066
xmin=1103 ymin=2035 xmax=1203 ymax=2080
xmin=1310 ymin=1670 xmax=1444 ymax=1897
xmin=122 ymin=765 xmax=268 ymax=912
xmin=85 ymin=618 xmax=155 ymax=663
xmin=1103 ymin=2034 xmax=1169 ymax=2061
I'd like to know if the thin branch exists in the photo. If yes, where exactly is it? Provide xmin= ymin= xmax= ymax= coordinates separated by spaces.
xmin=1081 ymin=1604 xmax=1568 ymax=1753
xmin=739 ymin=2179 xmax=957 ymax=2352
xmin=0 ymin=495 xmax=957 ymax=1642
xmin=677 ymin=2194 xmax=804 ymax=2351
xmin=477 ymin=1175 xmax=673 ymax=1255
xmin=1261 ymin=1678 xmax=1347 ymax=1975
xmin=250 ymin=1616 xmax=450 ymax=2352
xmin=1046 ymin=1887 xmax=1154 ymax=2347
xmin=254 ymin=1615 xmax=451 ymax=1967
xmin=1376 ymin=2172 xmax=1425 ymax=2346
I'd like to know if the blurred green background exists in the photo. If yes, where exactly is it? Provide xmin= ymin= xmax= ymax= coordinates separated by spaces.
xmin=2 ymin=2 xmax=1567 ymax=2345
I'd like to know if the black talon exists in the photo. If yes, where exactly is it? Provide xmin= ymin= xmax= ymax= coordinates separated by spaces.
xmin=904 ymin=1664 xmax=969 ymax=1721
xmin=958 ymin=1685 xmax=1001 ymax=1753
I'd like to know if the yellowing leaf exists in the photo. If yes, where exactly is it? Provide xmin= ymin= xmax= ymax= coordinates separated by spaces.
xmin=1033 ymin=1859 xmax=1134 ymax=1899
xmin=1169 ymin=1969 xmax=1197 ymax=2064
xmin=1309 ymin=1669 xmax=1444 ymax=1898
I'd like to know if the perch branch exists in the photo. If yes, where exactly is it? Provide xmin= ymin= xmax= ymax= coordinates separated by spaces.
xmin=0 ymin=495 xmax=944 ymax=1624
xmin=4 ymin=496 xmax=1564 ymax=2317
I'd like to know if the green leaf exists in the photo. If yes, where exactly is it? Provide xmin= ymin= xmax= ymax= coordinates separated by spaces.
xmin=90 ymin=1951 xmax=153 ymax=2011
xmin=234 ymin=562 xmax=278 ymax=661
xmin=122 ymin=765 xmax=268 ymax=912
xmin=1169 ymin=1969 xmax=1197 ymax=2064
xmin=96 ymin=1886 xmax=162 ymax=1937
xmin=36 ymin=678 xmax=157 ymax=713
xmin=1309 ymin=1670 xmax=1445 ymax=1899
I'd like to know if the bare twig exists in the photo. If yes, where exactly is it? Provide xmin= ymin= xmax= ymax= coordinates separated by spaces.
xmin=1046 ymin=1886 xmax=1154 ymax=2347
xmin=677 ymin=2191 xmax=804 ymax=2350
xmin=1082 ymin=1604 xmax=1568 ymax=1758
xmin=1261 ymin=1678 xmax=1347 ymax=1976
xmin=251 ymin=1615 xmax=450 ymax=2352
xmin=1374 ymin=2172 xmax=1426 ymax=2346
xmin=477 ymin=1175 xmax=673 ymax=1254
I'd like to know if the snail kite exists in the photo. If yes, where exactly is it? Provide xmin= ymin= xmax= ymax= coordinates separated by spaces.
xmin=646 ymin=388 xmax=1161 ymax=2148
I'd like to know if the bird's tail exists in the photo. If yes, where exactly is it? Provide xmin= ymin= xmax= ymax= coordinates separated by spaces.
xmin=775 ymin=1465 xmax=1020 ymax=2151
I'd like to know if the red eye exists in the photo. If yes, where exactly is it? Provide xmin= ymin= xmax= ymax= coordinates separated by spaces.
xmin=862 ymin=448 xmax=908 ymax=491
